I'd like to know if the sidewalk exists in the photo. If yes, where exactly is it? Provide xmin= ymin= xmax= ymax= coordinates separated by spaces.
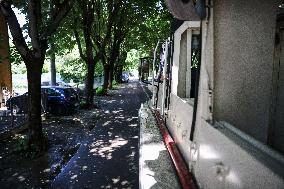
xmin=51 ymin=81 xmax=148 ymax=188
xmin=51 ymin=81 xmax=181 ymax=189
xmin=139 ymin=103 xmax=181 ymax=189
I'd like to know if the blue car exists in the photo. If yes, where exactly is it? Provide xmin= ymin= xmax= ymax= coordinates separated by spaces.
xmin=41 ymin=86 xmax=80 ymax=115
xmin=122 ymin=72 xmax=129 ymax=83
xmin=6 ymin=86 xmax=79 ymax=115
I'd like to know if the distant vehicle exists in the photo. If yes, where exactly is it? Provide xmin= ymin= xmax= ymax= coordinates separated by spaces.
xmin=122 ymin=72 xmax=129 ymax=83
xmin=6 ymin=86 xmax=79 ymax=115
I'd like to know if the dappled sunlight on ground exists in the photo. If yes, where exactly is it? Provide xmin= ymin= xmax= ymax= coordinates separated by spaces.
xmin=89 ymin=137 xmax=129 ymax=160
xmin=51 ymin=81 xmax=150 ymax=188
xmin=0 ymin=107 xmax=99 ymax=188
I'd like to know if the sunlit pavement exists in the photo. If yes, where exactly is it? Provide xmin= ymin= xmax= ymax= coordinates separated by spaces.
xmin=51 ymin=80 xmax=149 ymax=189
xmin=139 ymin=104 xmax=181 ymax=189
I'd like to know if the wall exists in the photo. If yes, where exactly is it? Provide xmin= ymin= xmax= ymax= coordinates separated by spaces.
xmin=192 ymin=1 xmax=284 ymax=188
xmin=213 ymin=0 xmax=278 ymax=142
xmin=0 ymin=13 xmax=12 ymax=108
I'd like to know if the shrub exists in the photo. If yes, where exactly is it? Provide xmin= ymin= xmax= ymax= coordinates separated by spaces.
xmin=13 ymin=134 xmax=29 ymax=152
xmin=12 ymin=134 xmax=49 ymax=158
xmin=80 ymin=99 xmax=87 ymax=107
xmin=96 ymin=87 xmax=106 ymax=96
xmin=112 ymin=80 xmax=118 ymax=86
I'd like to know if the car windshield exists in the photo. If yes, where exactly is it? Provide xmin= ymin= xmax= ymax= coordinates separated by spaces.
xmin=50 ymin=89 xmax=61 ymax=96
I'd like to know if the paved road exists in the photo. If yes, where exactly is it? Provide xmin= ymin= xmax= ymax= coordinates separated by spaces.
xmin=52 ymin=81 xmax=150 ymax=189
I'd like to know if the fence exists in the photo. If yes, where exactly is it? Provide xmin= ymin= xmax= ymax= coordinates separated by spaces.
xmin=0 ymin=99 xmax=28 ymax=136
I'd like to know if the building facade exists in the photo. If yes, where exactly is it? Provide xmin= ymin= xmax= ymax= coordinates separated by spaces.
xmin=0 ymin=13 xmax=12 ymax=108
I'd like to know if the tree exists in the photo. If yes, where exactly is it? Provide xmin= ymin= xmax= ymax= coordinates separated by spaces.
xmin=93 ymin=0 xmax=171 ymax=89
xmin=125 ymin=1 xmax=172 ymax=54
xmin=106 ymin=2 xmax=128 ymax=89
xmin=91 ymin=0 xmax=140 ymax=90
xmin=114 ymin=0 xmax=171 ymax=83
xmin=0 ymin=0 xmax=74 ymax=151
xmin=89 ymin=0 xmax=121 ymax=92
xmin=48 ymin=8 xmax=76 ymax=86
xmin=73 ymin=0 xmax=99 ymax=107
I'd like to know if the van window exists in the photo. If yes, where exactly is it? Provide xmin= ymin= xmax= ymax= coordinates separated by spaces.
xmin=177 ymin=30 xmax=200 ymax=99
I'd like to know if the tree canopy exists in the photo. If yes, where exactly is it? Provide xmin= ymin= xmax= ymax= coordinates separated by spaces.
xmin=2 ymin=0 xmax=172 ymax=151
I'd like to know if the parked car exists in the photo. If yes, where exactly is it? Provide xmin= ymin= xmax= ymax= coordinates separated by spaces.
xmin=6 ymin=86 xmax=79 ymax=115
xmin=6 ymin=92 xmax=29 ymax=114
xmin=41 ymin=86 xmax=80 ymax=115
xmin=122 ymin=72 xmax=129 ymax=83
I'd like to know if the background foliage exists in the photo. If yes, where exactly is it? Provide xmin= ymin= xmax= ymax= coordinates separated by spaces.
xmin=9 ymin=0 xmax=172 ymax=84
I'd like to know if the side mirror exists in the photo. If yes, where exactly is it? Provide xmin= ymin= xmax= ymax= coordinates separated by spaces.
xmin=165 ymin=0 xmax=206 ymax=20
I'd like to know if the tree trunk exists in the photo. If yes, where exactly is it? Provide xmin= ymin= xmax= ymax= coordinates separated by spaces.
xmin=26 ymin=60 xmax=45 ymax=151
xmin=85 ymin=60 xmax=95 ymax=106
xmin=108 ymin=63 xmax=114 ymax=89
xmin=84 ymin=28 xmax=96 ymax=106
xmin=103 ymin=64 xmax=110 ymax=91
xmin=107 ymin=45 xmax=119 ymax=89
xmin=116 ymin=51 xmax=127 ymax=83
xmin=50 ymin=43 xmax=56 ymax=86
xmin=116 ymin=65 xmax=123 ymax=83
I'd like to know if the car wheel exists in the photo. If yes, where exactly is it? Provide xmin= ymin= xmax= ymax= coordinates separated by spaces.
xmin=12 ymin=105 xmax=20 ymax=114
xmin=56 ymin=105 xmax=67 ymax=115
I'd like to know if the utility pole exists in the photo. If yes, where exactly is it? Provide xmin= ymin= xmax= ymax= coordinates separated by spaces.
xmin=50 ymin=43 xmax=56 ymax=86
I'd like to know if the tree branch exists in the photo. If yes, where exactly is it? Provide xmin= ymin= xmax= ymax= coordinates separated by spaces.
xmin=102 ymin=0 xmax=117 ymax=48
xmin=40 ymin=0 xmax=75 ymax=40
xmin=27 ymin=0 xmax=41 ymax=56
xmin=0 ymin=1 xmax=30 ymax=58
xmin=73 ymin=29 xmax=86 ymax=61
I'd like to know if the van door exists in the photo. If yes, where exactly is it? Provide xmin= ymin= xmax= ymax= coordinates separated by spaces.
xmin=270 ymin=26 xmax=284 ymax=154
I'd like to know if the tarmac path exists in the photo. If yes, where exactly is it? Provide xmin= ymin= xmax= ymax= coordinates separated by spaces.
xmin=52 ymin=81 xmax=150 ymax=189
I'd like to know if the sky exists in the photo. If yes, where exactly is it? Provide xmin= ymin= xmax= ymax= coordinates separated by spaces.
xmin=8 ymin=8 xmax=27 ymax=44
xmin=13 ymin=8 xmax=26 ymax=27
